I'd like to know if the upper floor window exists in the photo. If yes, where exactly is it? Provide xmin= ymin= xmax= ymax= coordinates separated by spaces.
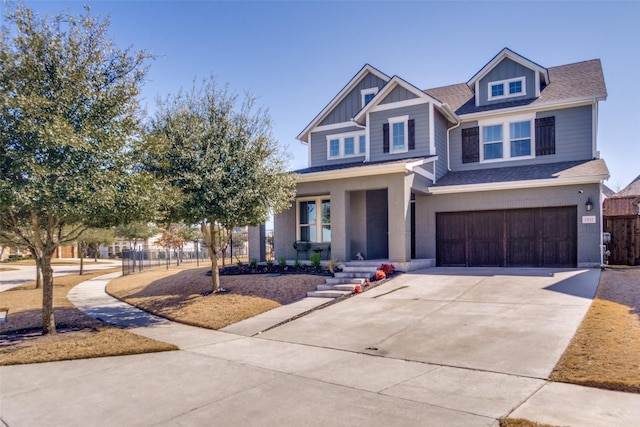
xmin=388 ymin=115 xmax=409 ymax=154
xmin=383 ymin=116 xmax=415 ymax=154
xmin=326 ymin=131 xmax=366 ymax=159
xmin=479 ymin=115 xmax=534 ymax=163
xmin=483 ymin=125 xmax=503 ymax=160
xmin=361 ymin=87 xmax=378 ymax=108
xmin=487 ymin=76 xmax=526 ymax=101
xmin=510 ymin=121 xmax=531 ymax=157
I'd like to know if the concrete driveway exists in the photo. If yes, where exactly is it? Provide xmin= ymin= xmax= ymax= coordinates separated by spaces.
xmin=4 ymin=267 xmax=638 ymax=427
xmin=261 ymin=267 xmax=599 ymax=379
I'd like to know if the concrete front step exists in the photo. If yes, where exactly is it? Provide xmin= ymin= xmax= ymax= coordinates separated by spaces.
xmin=325 ymin=277 xmax=365 ymax=285
xmin=334 ymin=272 xmax=373 ymax=279
xmin=317 ymin=283 xmax=358 ymax=291
xmin=344 ymin=260 xmax=385 ymax=266
xmin=306 ymin=290 xmax=352 ymax=298
xmin=341 ymin=266 xmax=379 ymax=273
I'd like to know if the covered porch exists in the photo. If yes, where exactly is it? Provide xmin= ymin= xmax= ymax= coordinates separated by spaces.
xmin=272 ymin=159 xmax=436 ymax=271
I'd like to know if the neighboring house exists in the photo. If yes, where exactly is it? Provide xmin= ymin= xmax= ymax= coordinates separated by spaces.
xmin=274 ymin=48 xmax=609 ymax=269
xmin=603 ymin=175 xmax=640 ymax=265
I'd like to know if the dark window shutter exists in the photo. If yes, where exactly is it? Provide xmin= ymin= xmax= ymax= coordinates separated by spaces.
xmin=535 ymin=117 xmax=555 ymax=156
xmin=383 ymin=123 xmax=389 ymax=153
xmin=461 ymin=126 xmax=479 ymax=164
xmin=408 ymin=119 xmax=415 ymax=150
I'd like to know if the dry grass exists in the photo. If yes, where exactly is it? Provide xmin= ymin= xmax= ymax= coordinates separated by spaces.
xmin=107 ymin=267 xmax=327 ymax=330
xmin=499 ymin=419 xmax=558 ymax=427
xmin=550 ymin=266 xmax=640 ymax=393
xmin=0 ymin=268 xmax=177 ymax=366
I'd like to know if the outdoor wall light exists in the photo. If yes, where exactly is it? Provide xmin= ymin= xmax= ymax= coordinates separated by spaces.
xmin=585 ymin=198 xmax=594 ymax=212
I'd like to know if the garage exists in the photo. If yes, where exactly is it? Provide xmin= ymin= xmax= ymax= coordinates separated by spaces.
xmin=436 ymin=206 xmax=577 ymax=267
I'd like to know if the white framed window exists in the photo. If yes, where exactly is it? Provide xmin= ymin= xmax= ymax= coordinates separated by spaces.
xmin=326 ymin=131 xmax=366 ymax=159
xmin=483 ymin=124 xmax=503 ymax=160
xmin=388 ymin=115 xmax=409 ymax=154
xmin=487 ymin=76 xmax=526 ymax=101
xmin=361 ymin=87 xmax=379 ymax=107
xmin=509 ymin=121 xmax=531 ymax=157
xmin=480 ymin=114 xmax=534 ymax=163
xmin=297 ymin=196 xmax=330 ymax=242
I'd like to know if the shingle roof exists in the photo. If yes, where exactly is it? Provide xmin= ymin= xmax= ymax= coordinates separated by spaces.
xmin=294 ymin=157 xmax=431 ymax=175
xmin=611 ymin=175 xmax=640 ymax=198
xmin=424 ymin=59 xmax=607 ymax=116
xmin=432 ymin=159 xmax=609 ymax=187
xmin=602 ymin=184 xmax=616 ymax=198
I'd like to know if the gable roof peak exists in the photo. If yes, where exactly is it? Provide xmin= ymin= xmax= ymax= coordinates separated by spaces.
xmin=467 ymin=48 xmax=549 ymax=90
xmin=296 ymin=63 xmax=390 ymax=143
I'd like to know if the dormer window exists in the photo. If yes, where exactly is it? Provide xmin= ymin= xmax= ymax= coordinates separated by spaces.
xmin=361 ymin=87 xmax=378 ymax=107
xmin=487 ymin=76 xmax=526 ymax=101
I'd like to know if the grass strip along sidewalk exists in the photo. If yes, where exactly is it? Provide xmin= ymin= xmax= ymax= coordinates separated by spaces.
xmin=0 ymin=268 xmax=177 ymax=366
xmin=550 ymin=266 xmax=640 ymax=393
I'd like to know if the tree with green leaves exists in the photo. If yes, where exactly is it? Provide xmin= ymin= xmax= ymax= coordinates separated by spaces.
xmin=115 ymin=221 xmax=157 ymax=250
xmin=76 ymin=227 xmax=115 ymax=274
xmin=0 ymin=5 xmax=158 ymax=334
xmin=146 ymin=77 xmax=296 ymax=292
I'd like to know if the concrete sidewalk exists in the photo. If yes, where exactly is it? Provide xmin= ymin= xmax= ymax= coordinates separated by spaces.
xmin=0 ymin=259 xmax=120 ymax=292
xmin=2 ymin=268 xmax=639 ymax=426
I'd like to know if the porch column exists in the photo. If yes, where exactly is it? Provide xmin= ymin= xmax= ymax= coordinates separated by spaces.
xmin=330 ymin=189 xmax=350 ymax=262
xmin=248 ymin=225 xmax=266 ymax=262
xmin=387 ymin=175 xmax=411 ymax=263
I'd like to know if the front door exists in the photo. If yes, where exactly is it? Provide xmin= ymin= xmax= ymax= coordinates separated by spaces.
xmin=366 ymin=189 xmax=389 ymax=259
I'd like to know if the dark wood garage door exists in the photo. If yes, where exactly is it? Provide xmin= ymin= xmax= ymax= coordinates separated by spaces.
xmin=436 ymin=207 xmax=577 ymax=267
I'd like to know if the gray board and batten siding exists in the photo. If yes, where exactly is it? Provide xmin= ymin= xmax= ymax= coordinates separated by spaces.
xmin=309 ymin=125 xmax=365 ymax=168
xmin=380 ymin=85 xmax=418 ymax=105
xmin=434 ymin=109 xmax=450 ymax=180
xmin=319 ymin=72 xmax=387 ymax=126
xmin=369 ymin=103 xmax=431 ymax=162
xmin=477 ymin=58 xmax=537 ymax=107
xmin=449 ymin=105 xmax=593 ymax=171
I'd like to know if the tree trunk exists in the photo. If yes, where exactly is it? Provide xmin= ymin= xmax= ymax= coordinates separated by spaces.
xmin=35 ymin=263 xmax=42 ymax=289
xmin=39 ymin=256 xmax=56 ymax=335
xmin=79 ymin=249 xmax=84 ymax=275
xmin=210 ymin=250 xmax=220 ymax=293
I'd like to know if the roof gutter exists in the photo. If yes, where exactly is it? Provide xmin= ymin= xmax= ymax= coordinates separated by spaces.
xmin=458 ymin=96 xmax=606 ymax=121
xmin=427 ymin=174 xmax=610 ymax=195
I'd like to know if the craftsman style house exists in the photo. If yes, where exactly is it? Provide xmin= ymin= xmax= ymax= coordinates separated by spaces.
xmin=274 ymin=48 xmax=609 ymax=269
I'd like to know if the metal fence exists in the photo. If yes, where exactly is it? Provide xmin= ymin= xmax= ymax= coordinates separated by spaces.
xmin=121 ymin=230 xmax=257 ymax=276
xmin=121 ymin=248 xmax=211 ymax=276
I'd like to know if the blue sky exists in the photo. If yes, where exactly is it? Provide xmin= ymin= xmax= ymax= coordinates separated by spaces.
xmin=11 ymin=1 xmax=640 ymax=190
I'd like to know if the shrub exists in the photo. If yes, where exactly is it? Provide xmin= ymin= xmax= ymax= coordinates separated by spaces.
xmin=309 ymin=252 xmax=322 ymax=268
xmin=293 ymin=259 xmax=301 ymax=268
xmin=266 ymin=259 xmax=274 ymax=268
xmin=236 ymin=260 xmax=243 ymax=268
xmin=379 ymin=263 xmax=395 ymax=275
xmin=374 ymin=270 xmax=386 ymax=281
xmin=249 ymin=258 xmax=257 ymax=267
xmin=353 ymin=284 xmax=363 ymax=293
xmin=278 ymin=256 xmax=287 ymax=268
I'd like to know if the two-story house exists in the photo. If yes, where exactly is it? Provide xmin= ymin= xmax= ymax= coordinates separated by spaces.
xmin=274 ymin=48 xmax=609 ymax=269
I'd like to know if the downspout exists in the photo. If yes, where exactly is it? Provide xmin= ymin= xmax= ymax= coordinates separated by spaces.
xmin=446 ymin=115 xmax=461 ymax=172
xmin=592 ymin=100 xmax=599 ymax=159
